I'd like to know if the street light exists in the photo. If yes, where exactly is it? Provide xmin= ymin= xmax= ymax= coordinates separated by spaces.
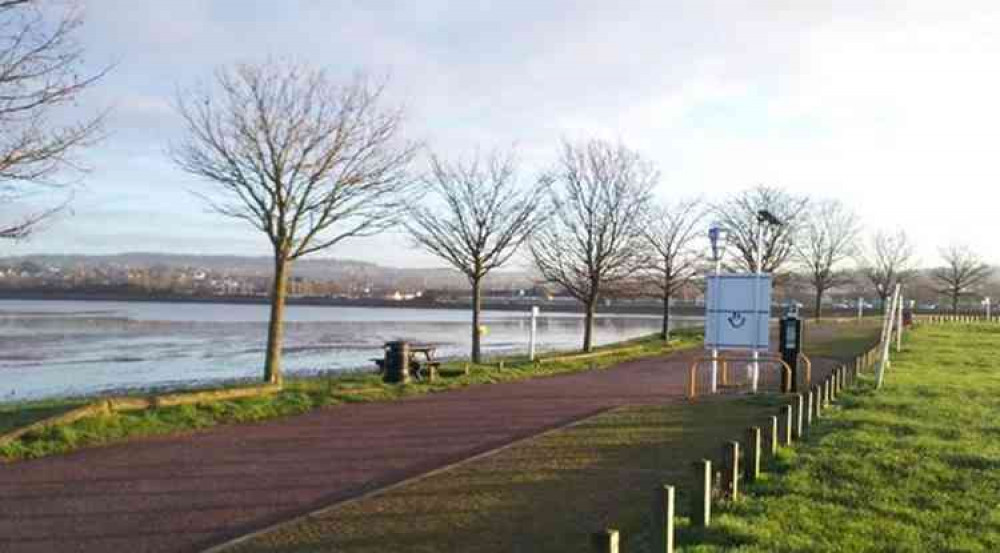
xmin=707 ymin=224 xmax=729 ymax=394
xmin=708 ymin=224 xmax=729 ymax=273
xmin=749 ymin=209 xmax=783 ymax=393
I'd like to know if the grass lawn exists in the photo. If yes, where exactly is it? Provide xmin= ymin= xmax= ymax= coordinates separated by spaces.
xmin=229 ymin=397 xmax=788 ymax=553
xmin=0 ymin=329 xmax=699 ymax=461
xmin=224 ymin=322 xmax=881 ymax=553
xmin=687 ymin=323 xmax=1000 ymax=552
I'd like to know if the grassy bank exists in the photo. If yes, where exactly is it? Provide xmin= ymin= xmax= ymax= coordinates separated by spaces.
xmin=687 ymin=323 xmax=1000 ymax=551
xmin=224 ymin=322 xmax=881 ymax=553
xmin=229 ymin=397 xmax=787 ymax=553
xmin=1 ymin=330 xmax=697 ymax=461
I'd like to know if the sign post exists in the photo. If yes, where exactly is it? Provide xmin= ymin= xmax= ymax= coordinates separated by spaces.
xmin=708 ymin=225 xmax=728 ymax=393
xmin=528 ymin=306 xmax=539 ymax=361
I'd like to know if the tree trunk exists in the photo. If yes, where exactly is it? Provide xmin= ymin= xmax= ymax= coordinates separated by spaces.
xmin=661 ymin=289 xmax=671 ymax=341
xmin=471 ymin=276 xmax=482 ymax=364
xmin=263 ymin=254 xmax=289 ymax=386
xmin=814 ymin=287 xmax=823 ymax=322
xmin=583 ymin=299 xmax=596 ymax=352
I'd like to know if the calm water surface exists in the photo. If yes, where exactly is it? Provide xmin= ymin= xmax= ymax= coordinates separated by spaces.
xmin=0 ymin=299 xmax=699 ymax=402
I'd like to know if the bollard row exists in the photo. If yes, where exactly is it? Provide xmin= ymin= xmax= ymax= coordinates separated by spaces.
xmin=592 ymin=348 xmax=880 ymax=552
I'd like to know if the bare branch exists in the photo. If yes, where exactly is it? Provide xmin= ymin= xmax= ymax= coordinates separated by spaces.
xmin=712 ymin=185 xmax=809 ymax=274
xmin=170 ymin=61 xmax=417 ymax=383
xmin=858 ymin=228 xmax=916 ymax=308
xmin=0 ymin=0 xmax=109 ymax=239
xmin=931 ymin=243 xmax=992 ymax=314
xmin=405 ymin=148 xmax=550 ymax=362
xmin=531 ymin=139 xmax=655 ymax=351
xmin=793 ymin=199 xmax=861 ymax=319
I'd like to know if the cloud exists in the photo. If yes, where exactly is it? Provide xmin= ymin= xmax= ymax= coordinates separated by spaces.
xmin=11 ymin=1 xmax=1000 ymax=268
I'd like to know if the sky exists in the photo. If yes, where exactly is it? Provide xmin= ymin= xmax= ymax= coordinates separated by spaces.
xmin=5 ymin=0 xmax=1000 ymax=270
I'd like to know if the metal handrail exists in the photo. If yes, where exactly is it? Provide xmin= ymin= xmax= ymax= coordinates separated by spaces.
xmin=687 ymin=353 xmax=794 ymax=399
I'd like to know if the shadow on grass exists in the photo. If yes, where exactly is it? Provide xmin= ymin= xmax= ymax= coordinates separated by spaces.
xmin=230 ymin=396 xmax=788 ymax=553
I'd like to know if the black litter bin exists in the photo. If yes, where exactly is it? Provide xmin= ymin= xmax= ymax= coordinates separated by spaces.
xmin=383 ymin=341 xmax=411 ymax=384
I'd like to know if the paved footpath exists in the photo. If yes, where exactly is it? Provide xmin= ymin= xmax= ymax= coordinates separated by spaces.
xmin=0 ymin=351 xmax=834 ymax=553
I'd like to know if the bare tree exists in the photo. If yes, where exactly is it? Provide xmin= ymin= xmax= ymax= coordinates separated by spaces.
xmin=640 ymin=198 xmax=704 ymax=340
xmin=0 ymin=0 xmax=109 ymax=239
xmin=931 ymin=244 xmax=992 ymax=314
xmin=171 ymin=62 xmax=417 ymax=385
xmin=531 ymin=139 xmax=655 ymax=352
xmin=713 ymin=185 xmax=808 ymax=273
xmin=406 ymin=150 xmax=548 ymax=363
xmin=859 ymin=229 xmax=916 ymax=310
xmin=793 ymin=199 xmax=861 ymax=320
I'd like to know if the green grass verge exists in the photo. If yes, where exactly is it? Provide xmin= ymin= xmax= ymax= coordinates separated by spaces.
xmin=224 ymin=322 xmax=882 ymax=553
xmin=229 ymin=397 xmax=787 ymax=553
xmin=0 ymin=329 xmax=699 ymax=461
xmin=684 ymin=323 xmax=1000 ymax=552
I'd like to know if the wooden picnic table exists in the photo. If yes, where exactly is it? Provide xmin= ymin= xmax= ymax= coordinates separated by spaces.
xmin=372 ymin=343 xmax=440 ymax=381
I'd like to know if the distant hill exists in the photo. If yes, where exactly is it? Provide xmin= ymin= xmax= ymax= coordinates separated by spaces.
xmin=0 ymin=252 xmax=535 ymax=290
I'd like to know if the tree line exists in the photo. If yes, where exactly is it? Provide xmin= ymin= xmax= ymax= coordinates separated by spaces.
xmin=0 ymin=4 xmax=992 ymax=384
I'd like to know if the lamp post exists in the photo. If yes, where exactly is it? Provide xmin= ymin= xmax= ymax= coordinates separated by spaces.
xmin=751 ymin=209 xmax=782 ymax=393
xmin=708 ymin=224 xmax=728 ymax=393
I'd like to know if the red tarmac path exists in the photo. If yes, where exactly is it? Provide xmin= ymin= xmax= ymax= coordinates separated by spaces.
xmin=0 ymin=350 xmax=833 ymax=553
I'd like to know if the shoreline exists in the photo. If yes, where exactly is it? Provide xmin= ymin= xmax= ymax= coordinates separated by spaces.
xmin=0 ymin=289 xmax=700 ymax=316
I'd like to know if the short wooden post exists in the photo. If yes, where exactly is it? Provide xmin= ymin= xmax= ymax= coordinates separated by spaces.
xmin=652 ymin=485 xmax=675 ymax=553
xmin=745 ymin=426 xmax=761 ymax=483
xmin=823 ymin=379 xmax=831 ymax=405
xmin=464 ymin=363 xmax=470 ymax=375
xmin=723 ymin=441 xmax=740 ymax=500
xmin=498 ymin=360 xmax=505 ymax=370
xmin=692 ymin=459 xmax=712 ymax=527
xmin=813 ymin=385 xmax=823 ymax=419
xmin=592 ymin=529 xmax=620 ymax=553
xmin=805 ymin=390 xmax=813 ymax=427
xmin=767 ymin=415 xmax=779 ymax=455
xmin=793 ymin=394 xmax=804 ymax=439
xmin=780 ymin=405 xmax=793 ymax=445
xmin=830 ymin=374 xmax=837 ymax=401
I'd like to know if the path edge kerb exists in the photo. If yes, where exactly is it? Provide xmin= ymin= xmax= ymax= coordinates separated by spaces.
xmin=199 ymin=404 xmax=623 ymax=553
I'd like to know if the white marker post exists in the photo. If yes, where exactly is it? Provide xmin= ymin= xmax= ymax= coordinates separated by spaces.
xmin=857 ymin=296 xmax=863 ymax=322
xmin=751 ymin=217 xmax=763 ymax=394
xmin=528 ymin=305 xmax=539 ymax=361
xmin=985 ymin=297 xmax=991 ymax=321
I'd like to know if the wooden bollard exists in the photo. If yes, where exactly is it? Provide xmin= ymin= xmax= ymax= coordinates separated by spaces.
xmin=745 ymin=426 xmax=761 ymax=483
xmin=723 ymin=441 xmax=740 ymax=500
xmin=813 ymin=385 xmax=823 ymax=419
xmin=498 ymin=360 xmax=505 ymax=370
xmin=805 ymin=391 xmax=813 ymax=427
xmin=592 ymin=529 xmax=620 ymax=553
xmin=652 ymin=485 xmax=675 ymax=553
xmin=793 ymin=394 xmax=804 ymax=439
xmin=692 ymin=459 xmax=712 ymax=527
xmin=463 ymin=363 xmax=470 ymax=375
xmin=780 ymin=405 xmax=793 ymax=445
xmin=767 ymin=415 xmax=779 ymax=455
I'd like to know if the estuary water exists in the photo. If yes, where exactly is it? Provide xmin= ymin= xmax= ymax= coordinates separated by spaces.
xmin=0 ymin=299 xmax=697 ymax=402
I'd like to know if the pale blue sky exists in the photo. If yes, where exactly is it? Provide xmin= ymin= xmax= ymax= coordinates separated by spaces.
xmin=6 ymin=1 xmax=1000 ymax=269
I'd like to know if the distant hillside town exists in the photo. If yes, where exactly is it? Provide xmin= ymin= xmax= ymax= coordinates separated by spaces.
xmin=1 ymin=253 xmax=997 ymax=314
